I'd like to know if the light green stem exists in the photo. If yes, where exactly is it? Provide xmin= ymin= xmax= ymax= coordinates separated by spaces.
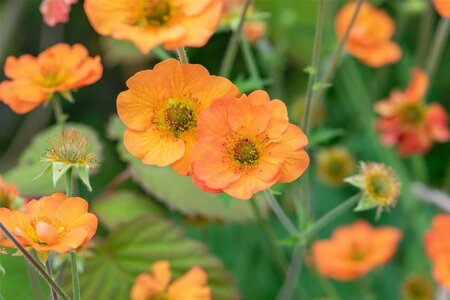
xmin=301 ymin=0 xmax=326 ymax=134
xmin=52 ymin=96 xmax=65 ymax=127
xmin=176 ymin=47 xmax=189 ymax=64
xmin=264 ymin=190 xmax=299 ymax=236
xmin=219 ymin=0 xmax=252 ymax=77
xmin=65 ymin=169 xmax=80 ymax=300
xmin=70 ymin=251 xmax=80 ymax=300
xmin=425 ymin=18 xmax=450 ymax=81
xmin=299 ymin=193 xmax=360 ymax=242
xmin=239 ymin=35 xmax=262 ymax=85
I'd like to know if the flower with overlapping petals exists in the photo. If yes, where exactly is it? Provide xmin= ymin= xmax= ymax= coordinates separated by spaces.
xmin=312 ymin=220 xmax=402 ymax=280
xmin=335 ymin=2 xmax=401 ymax=67
xmin=375 ymin=68 xmax=449 ymax=155
xmin=192 ymin=90 xmax=309 ymax=200
xmin=84 ymin=0 xmax=223 ymax=54
xmin=130 ymin=260 xmax=210 ymax=300
xmin=0 ymin=43 xmax=102 ymax=114
xmin=117 ymin=58 xmax=239 ymax=176
xmin=0 ymin=193 xmax=98 ymax=254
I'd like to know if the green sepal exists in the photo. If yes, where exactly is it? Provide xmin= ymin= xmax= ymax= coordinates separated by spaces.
xmin=354 ymin=194 xmax=377 ymax=212
xmin=52 ymin=162 xmax=72 ymax=187
xmin=344 ymin=175 xmax=363 ymax=188
xmin=303 ymin=66 xmax=316 ymax=75
xmin=60 ymin=91 xmax=74 ymax=103
xmin=77 ymin=165 xmax=92 ymax=192
xmin=313 ymin=82 xmax=332 ymax=91
xmin=33 ymin=163 xmax=52 ymax=181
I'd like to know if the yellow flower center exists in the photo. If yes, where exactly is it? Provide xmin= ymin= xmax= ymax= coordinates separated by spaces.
xmin=22 ymin=218 xmax=66 ymax=246
xmin=400 ymin=103 xmax=425 ymax=126
xmin=229 ymin=138 xmax=259 ymax=166
xmin=403 ymin=276 xmax=434 ymax=300
xmin=164 ymin=101 xmax=196 ymax=136
xmin=327 ymin=159 xmax=344 ymax=176
xmin=137 ymin=0 xmax=173 ymax=27
xmin=38 ymin=63 xmax=66 ymax=88
xmin=364 ymin=171 xmax=397 ymax=205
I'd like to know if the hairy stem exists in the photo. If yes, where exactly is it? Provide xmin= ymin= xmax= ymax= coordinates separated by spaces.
xmin=264 ymin=190 xmax=299 ymax=236
xmin=176 ymin=47 xmax=189 ymax=64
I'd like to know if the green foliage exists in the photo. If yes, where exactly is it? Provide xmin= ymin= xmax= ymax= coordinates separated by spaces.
xmin=4 ymin=123 xmax=103 ymax=197
xmin=62 ymin=217 xmax=238 ymax=300
xmin=92 ymin=190 xmax=166 ymax=229
xmin=107 ymin=116 xmax=269 ymax=222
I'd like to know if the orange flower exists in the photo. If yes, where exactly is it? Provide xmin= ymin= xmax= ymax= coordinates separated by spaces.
xmin=312 ymin=220 xmax=402 ymax=280
xmin=0 ymin=193 xmax=98 ymax=254
xmin=117 ymin=58 xmax=238 ymax=176
xmin=130 ymin=260 xmax=210 ymax=300
xmin=433 ymin=0 xmax=450 ymax=17
xmin=424 ymin=214 xmax=450 ymax=261
xmin=0 ymin=43 xmax=102 ymax=114
xmin=335 ymin=2 xmax=401 ymax=67
xmin=243 ymin=21 xmax=266 ymax=43
xmin=0 ymin=176 xmax=19 ymax=209
xmin=432 ymin=255 xmax=450 ymax=291
xmin=192 ymin=90 xmax=309 ymax=200
xmin=84 ymin=0 xmax=223 ymax=54
xmin=375 ymin=68 xmax=449 ymax=155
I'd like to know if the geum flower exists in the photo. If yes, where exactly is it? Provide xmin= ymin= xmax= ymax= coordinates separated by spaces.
xmin=0 ymin=193 xmax=97 ymax=254
xmin=316 ymin=147 xmax=355 ymax=186
xmin=425 ymin=214 xmax=450 ymax=290
xmin=345 ymin=162 xmax=400 ymax=214
xmin=375 ymin=68 xmax=449 ymax=155
xmin=0 ymin=176 xmax=19 ymax=209
xmin=433 ymin=0 xmax=450 ymax=17
xmin=130 ymin=260 xmax=210 ymax=300
xmin=0 ymin=43 xmax=102 ymax=114
xmin=40 ymin=0 xmax=78 ymax=27
xmin=312 ymin=220 xmax=402 ymax=281
xmin=335 ymin=2 xmax=401 ymax=67
xmin=117 ymin=58 xmax=239 ymax=176
xmin=84 ymin=0 xmax=223 ymax=54
xmin=192 ymin=90 xmax=309 ymax=200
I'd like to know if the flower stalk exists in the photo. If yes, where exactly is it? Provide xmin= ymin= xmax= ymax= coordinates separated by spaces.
xmin=0 ymin=222 xmax=69 ymax=300
xmin=425 ymin=18 xmax=450 ymax=81
xmin=219 ymin=0 xmax=252 ymax=77
xmin=264 ymin=190 xmax=299 ymax=236
xmin=176 ymin=47 xmax=189 ymax=64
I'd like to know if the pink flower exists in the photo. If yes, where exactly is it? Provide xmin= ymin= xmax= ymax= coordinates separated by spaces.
xmin=40 ymin=0 xmax=78 ymax=27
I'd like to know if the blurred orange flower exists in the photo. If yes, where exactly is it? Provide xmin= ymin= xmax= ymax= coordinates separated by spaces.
xmin=130 ymin=260 xmax=210 ymax=300
xmin=192 ymin=90 xmax=309 ymax=200
xmin=0 ymin=193 xmax=98 ymax=254
xmin=243 ymin=21 xmax=266 ymax=43
xmin=40 ymin=0 xmax=78 ymax=27
xmin=84 ymin=0 xmax=223 ymax=54
xmin=0 ymin=176 xmax=19 ymax=209
xmin=0 ymin=43 xmax=102 ymax=114
xmin=312 ymin=220 xmax=402 ymax=280
xmin=375 ymin=68 xmax=449 ymax=155
xmin=117 ymin=58 xmax=238 ymax=176
xmin=335 ymin=2 xmax=401 ymax=67
xmin=425 ymin=215 xmax=450 ymax=290
xmin=433 ymin=0 xmax=450 ymax=17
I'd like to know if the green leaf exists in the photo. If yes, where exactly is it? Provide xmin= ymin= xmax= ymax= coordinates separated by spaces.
xmin=92 ymin=191 xmax=166 ymax=229
xmin=107 ymin=116 xmax=269 ymax=222
xmin=4 ymin=123 xmax=103 ymax=197
xmin=303 ymin=66 xmax=316 ymax=75
xmin=308 ymin=128 xmax=345 ymax=147
xmin=62 ymin=217 xmax=239 ymax=300
xmin=312 ymin=82 xmax=332 ymax=91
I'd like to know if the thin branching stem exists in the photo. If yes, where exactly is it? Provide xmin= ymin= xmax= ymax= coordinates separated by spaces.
xmin=219 ymin=0 xmax=252 ymax=77
xmin=425 ymin=18 xmax=450 ymax=82
xmin=264 ymin=190 xmax=299 ymax=236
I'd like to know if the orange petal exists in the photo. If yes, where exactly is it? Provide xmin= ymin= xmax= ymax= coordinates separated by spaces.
xmin=404 ymin=68 xmax=428 ymax=102
xmin=124 ymin=128 xmax=185 ymax=167
xmin=434 ymin=0 xmax=450 ymax=17
xmin=151 ymin=260 xmax=171 ymax=291
xmin=227 ymin=94 xmax=271 ymax=136
xmin=83 ymin=0 xmax=135 ymax=35
xmin=4 ymin=55 xmax=39 ymax=79
xmin=222 ymin=173 xmax=275 ymax=200
xmin=346 ymin=41 xmax=402 ymax=67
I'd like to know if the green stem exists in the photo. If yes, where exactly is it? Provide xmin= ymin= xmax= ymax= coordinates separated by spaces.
xmin=276 ymin=245 xmax=304 ymax=300
xmin=153 ymin=47 xmax=172 ymax=60
xmin=52 ymin=96 xmax=65 ymax=127
xmin=299 ymin=193 xmax=360 ymax=242
xmin=0 ymin=223 xmax=69 ymax=300
xmin=249 ymin=199 xmax=287 ymax=275
xmin=264 ymin=190 xmax=299 ymax=236
xmin=315 ymin=0 xmax=365 ymax=103
xmin=301 ymin=0 xmax=326 ymax=134
xmin=176 ymin=47 xmax=189 ymax=64
xmin=65 ymin=168 xmax=73 ymax=197
xmin=414 ymin=0 xmax=435 ymax=67
xmin=425 ymin=18 xmax=450 ymax=82
xmin=70 ymin=251 xmax=80 ymax=300
xmin=219 ymin=0 xmax=252 ymax=77
xmin=239 ymin=34 xmax=263 ymax=86
xmin=46 ymin=259 xmax=57 ymax=300
xmin=409 ymin=155 xmax=428 ymax=184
